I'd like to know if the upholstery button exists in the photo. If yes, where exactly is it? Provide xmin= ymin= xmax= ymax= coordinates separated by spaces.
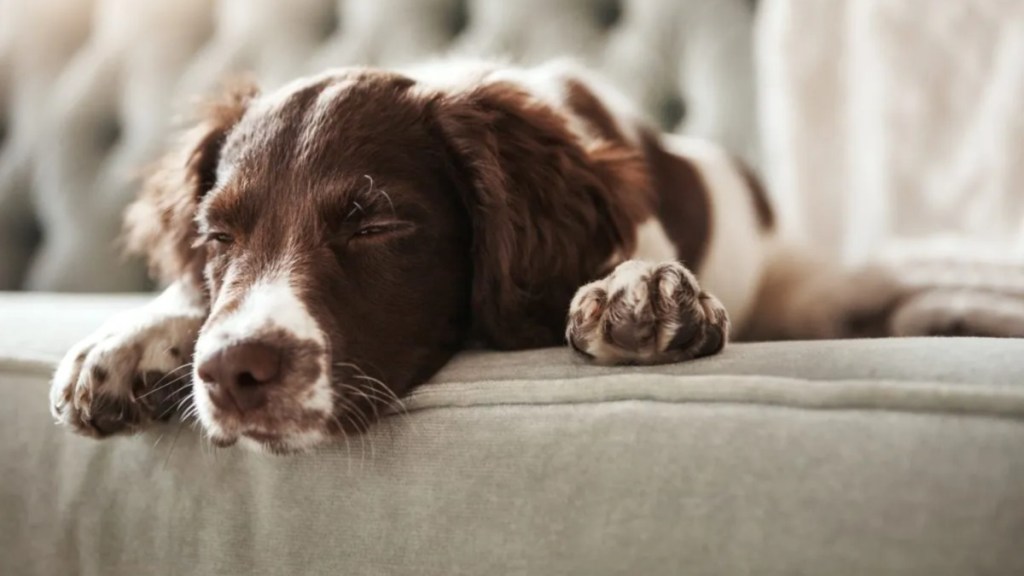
xmin=594 ymin=0 xmax=622 ymax=31
xmin=658 ymin=93 xmax=687 ymax=131
xmin=95 ymin=118 xmax=122 ymax=152
xmin=24 ymin=216 xmax=43 ymax=255
xmin=317 ymin=4 xmax=341 ymax=41
xmin=447 ymin=0 xmax=470 ymax=40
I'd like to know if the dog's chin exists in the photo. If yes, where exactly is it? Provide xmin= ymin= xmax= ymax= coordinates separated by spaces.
xmin=239 ymin=433 xmax=325 ymax=455
xmin=206 ymin=428 xmax=328 ymax=455
xmin=199 ymin=410 xmax=331 ymax=454
xmin=193 ymin=386 xmax=334 ymax=454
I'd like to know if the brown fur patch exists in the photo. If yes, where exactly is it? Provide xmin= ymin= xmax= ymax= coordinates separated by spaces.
xmin=430 ymin=80 xmax=652 ymax=348
xmin=638 ymin=129 xmax=711 ymax=271
xmin=731 ymin=155 xmax=775 ymax=230
xmin=564 ymin=78 xmax=627 ymax=144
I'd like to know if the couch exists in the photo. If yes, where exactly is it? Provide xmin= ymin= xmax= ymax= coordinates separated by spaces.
xmin=2 ymin=294 xmax=1023 ymax=575
xmin=1 ymin=1 xmax=1022 ymax=574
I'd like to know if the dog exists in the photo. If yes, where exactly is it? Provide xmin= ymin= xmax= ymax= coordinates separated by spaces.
xmin=48 ymin=59 xmax=1017 ymax=454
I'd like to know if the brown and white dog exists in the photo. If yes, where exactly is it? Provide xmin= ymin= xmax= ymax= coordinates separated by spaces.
xmin=48 ymin=59 xmax=1015 ymax=453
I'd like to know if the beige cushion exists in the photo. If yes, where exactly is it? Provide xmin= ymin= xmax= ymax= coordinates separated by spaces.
xmin=1 ymin=293 xmax=1023 ymax=575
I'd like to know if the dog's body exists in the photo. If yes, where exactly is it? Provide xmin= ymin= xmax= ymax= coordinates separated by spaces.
xmin=49 ymin=59 xmax=1009 ymax=453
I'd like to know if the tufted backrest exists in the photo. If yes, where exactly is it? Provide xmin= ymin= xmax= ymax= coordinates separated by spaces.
xmin=0 ymin=0 xmax=759 ymax=291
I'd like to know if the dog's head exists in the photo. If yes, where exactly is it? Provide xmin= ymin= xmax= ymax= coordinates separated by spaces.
xmin=125 ymin=68 xmax=646 ymax=453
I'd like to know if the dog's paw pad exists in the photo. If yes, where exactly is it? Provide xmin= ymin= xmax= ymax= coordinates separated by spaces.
xmin=567 ymin=260 xmax=730 ymax=364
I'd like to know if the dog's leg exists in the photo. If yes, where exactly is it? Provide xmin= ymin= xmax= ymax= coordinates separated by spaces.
xmin=741 ymin=243 xmax=1024 ymax=340
xmin=566 ymin=260 xmax=730 ymax=364
xmin=50 ymin=281 xmax=206 ymax=437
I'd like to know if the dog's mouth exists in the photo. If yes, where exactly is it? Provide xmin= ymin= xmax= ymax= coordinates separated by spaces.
xmin=196 ymin=377 xmax=384 ymax=455
xmin=190 ymin=335 xmax=340 ymax=454
xmin=195 ymin=381 xmax=336 ymax=454
xmin=239 ymin=429 xmax=319 ymax=455
xmin=243 ymin=430 xmax=282 ymax=443
xmin=206 ymin=424 xmax=329 ymax=455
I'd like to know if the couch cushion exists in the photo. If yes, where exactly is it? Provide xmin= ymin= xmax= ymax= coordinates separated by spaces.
xmin=1 ymin=293 xmax=1023 ymax=575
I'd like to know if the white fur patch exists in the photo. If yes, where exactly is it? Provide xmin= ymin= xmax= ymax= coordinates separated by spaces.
xmin=49 ymin=281 xmax=205 ymax=425
xmin=630 ymin=218 xmax=678 ymax=264
xmin=198 ymin=275 xmax=323 ymax=357
xmin=403 ymin=57 xmax=497 ymax=96
xmin=406 ymin=57 xmax=642 ymax=148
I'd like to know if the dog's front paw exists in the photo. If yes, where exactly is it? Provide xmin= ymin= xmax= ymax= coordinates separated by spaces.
xmin=566 ymin=260 xmax=730 ymax=365
xmin=49 ymin=310 xmax=203 ymax=438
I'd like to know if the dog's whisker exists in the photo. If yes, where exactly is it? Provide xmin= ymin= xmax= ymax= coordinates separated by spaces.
xmin=334 ymin=360 xmax=420 ymax=437
xmin=180 ymin=403 xmax=200 ymax=424
xmin=331 ymin=389 xmax=373 ymax=467
xmin=145 ymin=363 xmax=194 ymax=394
xmin=158 ymin=389 xmax=195 ymax=421
xmin=327 ymin=412 xmax=352 ymax=473
xmin=334 ymin=362 xmax=404 ymax=409
xmin=335 ymin=382 xmax=381 ymax=421
xmin=161 ymin=421 xmax=184 ymax=470
xmin=351 ymin=374 xmax=409 ymax=416
xmin=135 ymin=366 xmax=192 ymax=399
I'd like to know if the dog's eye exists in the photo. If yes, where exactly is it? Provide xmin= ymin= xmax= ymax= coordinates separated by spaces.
xmin=353 ymin=222 xmax=409 ymax=239
xmin=205 ymin=232 xmax=234 ymax=245
xmin=355 ymin=225 xmax=389 ymax=237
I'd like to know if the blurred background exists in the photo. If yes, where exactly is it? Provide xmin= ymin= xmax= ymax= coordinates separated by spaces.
xmin=0 ymin=0 xmax=1021 ymax=292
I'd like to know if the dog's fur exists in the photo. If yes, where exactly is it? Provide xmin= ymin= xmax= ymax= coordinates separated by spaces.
xmin=49 ymin=59 xmax=1017 ymax=454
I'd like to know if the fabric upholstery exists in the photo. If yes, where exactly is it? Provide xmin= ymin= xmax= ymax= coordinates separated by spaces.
xmin=1 ymin=293 xmax=1023 ymax=575
xmin=0 ymin=0 xmax=758 ymax=290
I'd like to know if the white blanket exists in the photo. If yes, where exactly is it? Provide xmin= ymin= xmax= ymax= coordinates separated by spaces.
xmin=758 ymin=0 xmax=1024 ymax=264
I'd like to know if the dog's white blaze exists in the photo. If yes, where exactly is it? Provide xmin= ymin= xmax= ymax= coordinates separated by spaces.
xmin=311 ymin=79 xmax=353 ymax=117
xmin=298 ymin=78 xmax=359 ymax=161
xmin=193 ymin=271 xmax=333 ymax=431
xmin=213 ymin=161 xmax=237 ymax=190
xmin=662 ymin=135 xmax=767 ymax=332
xmin=201 ymin=275 xmax=323 ymax=355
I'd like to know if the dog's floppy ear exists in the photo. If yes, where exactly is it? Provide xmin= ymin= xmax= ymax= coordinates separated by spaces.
xmin=123 ymin=79 xmax=258 ymax=290
xmin=431 ymin=82 xmax=651 ymax=349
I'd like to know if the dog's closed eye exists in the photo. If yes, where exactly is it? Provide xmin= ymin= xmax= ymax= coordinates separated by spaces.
xmin=205 ymin=231 xmax=235 ymax=245
xmin=191 ymin=231 xmax=235 ymax=250
xmin=348 ymin=221 xmax=415 ymax=241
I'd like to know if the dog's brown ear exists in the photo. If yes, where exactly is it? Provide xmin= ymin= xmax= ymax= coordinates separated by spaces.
xmin=124 ymin=79 xmax=258 ymax=290
xmin=431 ymin=82 xmax=651 ymax=349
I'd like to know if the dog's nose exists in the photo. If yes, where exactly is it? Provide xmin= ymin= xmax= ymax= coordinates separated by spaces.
xmin=197 ymin=342 xmax=282 ymax=412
